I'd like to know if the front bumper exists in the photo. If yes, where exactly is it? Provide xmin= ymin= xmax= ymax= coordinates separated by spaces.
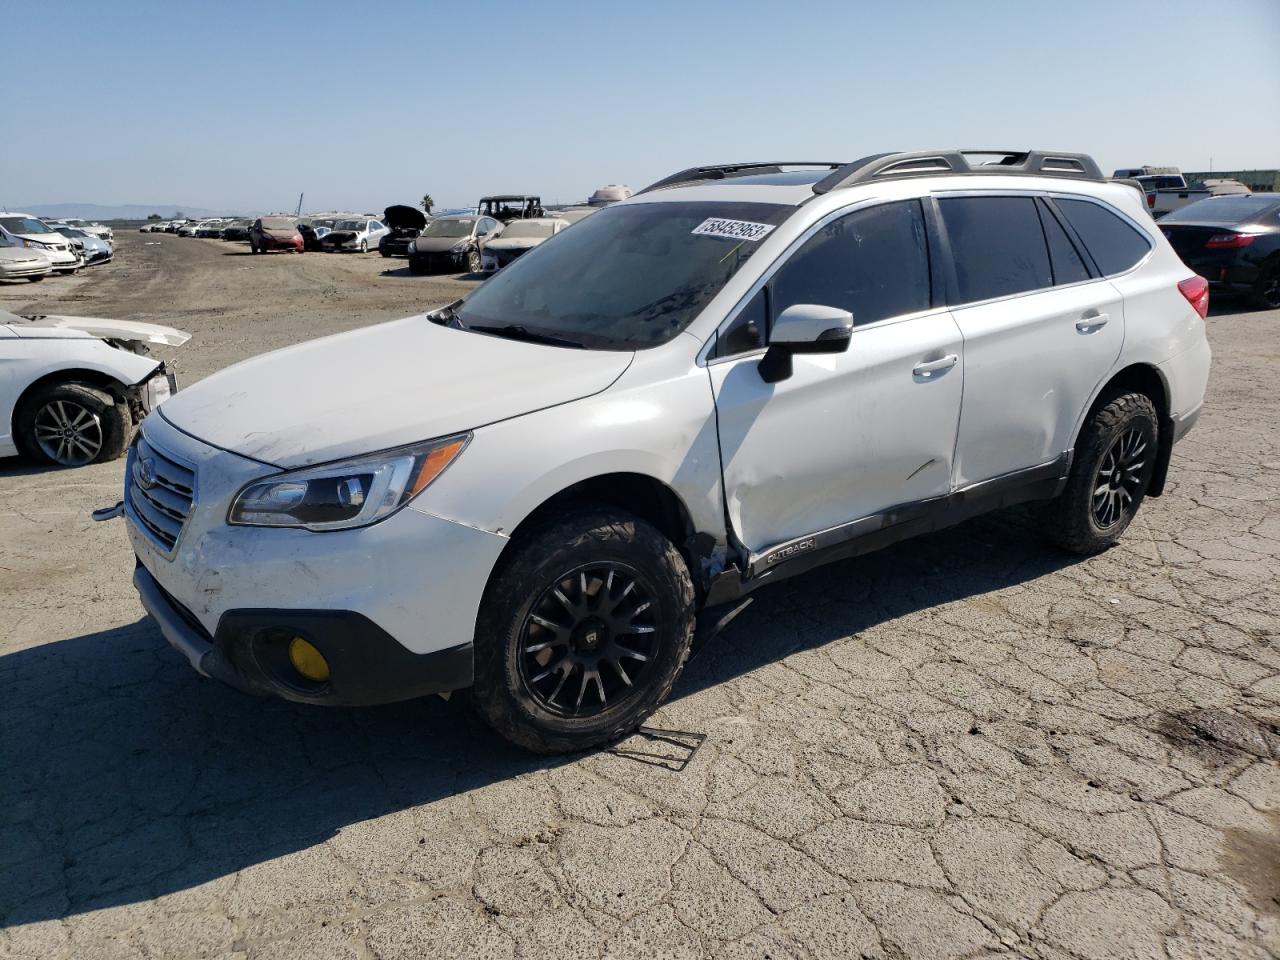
xmin=0 ymin=261 xmax=52 ymax=278
xmin=124 ymin=414 xmax=508 ymax=703
xmin=134 ymin=565 xmax=473 ymax=705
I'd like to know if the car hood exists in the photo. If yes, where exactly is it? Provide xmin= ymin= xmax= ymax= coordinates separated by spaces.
xmin=158 ymin=315 xmax=635 ymax=467
xmin=384 ymin=205 xmax=427 ymax=230
xmin=5 ymin=312 xmax=191 ymax=345
xmin=411 ymin=236 xmax=469 ymax=253
xmin=485 ymin=236 xmax=544 ymax=252
xmin=0 ymin=247 xmax=50 ymax=264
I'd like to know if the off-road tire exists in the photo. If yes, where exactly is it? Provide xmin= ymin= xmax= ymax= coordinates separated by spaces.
xmin=1043 ymin=391 xmax=1159 ymax=555
xmin=15 ymin=381 xmax=131 ymax=466
xmin=473 ymin=508 xmax=696 ymax=754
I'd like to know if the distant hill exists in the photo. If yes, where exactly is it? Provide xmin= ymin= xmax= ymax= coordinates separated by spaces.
xmin=12 ymin=202 xmax=240 ymax=220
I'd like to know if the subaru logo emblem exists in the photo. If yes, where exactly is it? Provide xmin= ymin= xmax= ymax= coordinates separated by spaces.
xmin=137 ymin=457 xmax=158 ymax=490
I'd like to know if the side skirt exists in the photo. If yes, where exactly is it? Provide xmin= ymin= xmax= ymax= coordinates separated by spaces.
xmin=710 ymin=453 xmax=1072 ymax=603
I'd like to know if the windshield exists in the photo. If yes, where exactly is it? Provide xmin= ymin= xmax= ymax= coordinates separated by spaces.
xmin=335 ymin=220 xmax=365 ymax=231
xmin=457 ymin=201 xmax=794 ymax=350
xmin=58 ymin=227 xmax=89 ymax=238
xmin=1136 ymin=175 xmax=1185 ymax=190
xmin=0 ymin=217 xmax=54 ymax=235
xmin=500 ymin=221 xmax=555 ymax=240
xmin=261 ymin=217 xmax=295 ymax=230
xmin=424 ymin=219 xmax=474 ymax=238
xmin=1162 ymin=196 xmax=1280 ymax=224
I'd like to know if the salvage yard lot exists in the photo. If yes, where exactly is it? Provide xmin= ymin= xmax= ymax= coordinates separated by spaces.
xmin=1 ymin=233 xmax=1278 ymax=959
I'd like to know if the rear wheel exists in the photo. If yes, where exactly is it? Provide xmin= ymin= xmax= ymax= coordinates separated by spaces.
xmin=16 ymin=382 xmax=130 ymax=467
xmin=1253 ymin=264 xmax=1280 ymax=310
xmin=473 ymin=508 xmax=695 ymax=753
xmin=1043 ymin=391 xmax=1159 ymax=555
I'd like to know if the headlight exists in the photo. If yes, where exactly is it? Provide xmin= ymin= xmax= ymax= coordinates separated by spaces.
xmin=228 ymin=434 xmax=469 ymax=530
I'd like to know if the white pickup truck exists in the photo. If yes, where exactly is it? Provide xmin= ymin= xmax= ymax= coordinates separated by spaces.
xmin=1114 ymin=167 xmax=1249 ymax=219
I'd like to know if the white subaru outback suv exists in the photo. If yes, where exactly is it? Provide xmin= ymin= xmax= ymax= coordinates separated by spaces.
xmin=119 ymin=150 xmax=1211 ymax=753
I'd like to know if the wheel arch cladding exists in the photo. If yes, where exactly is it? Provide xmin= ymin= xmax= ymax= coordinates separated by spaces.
xmin=1082 ymin=363 xmax=1172 ymax=497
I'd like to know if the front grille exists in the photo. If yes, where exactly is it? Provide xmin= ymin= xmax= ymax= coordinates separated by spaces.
xmin=127 ymin=433 xmax=196 ymax=554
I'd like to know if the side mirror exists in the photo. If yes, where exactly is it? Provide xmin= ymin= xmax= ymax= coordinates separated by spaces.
xmin=758 ymin=304 xmax=853 ymax=383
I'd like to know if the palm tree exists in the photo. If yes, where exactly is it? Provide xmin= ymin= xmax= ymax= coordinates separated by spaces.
xmin=421 ymin=194 xmax=434 ymax=215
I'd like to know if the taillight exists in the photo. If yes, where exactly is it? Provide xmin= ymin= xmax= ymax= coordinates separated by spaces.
xmin=1146 ymin=192 xmax=1156 ymax=208
xmin=1178 ymin=276 xmax=1210 ymax=319
xmin=1204 ymin=232 xmax=1256 ymax=249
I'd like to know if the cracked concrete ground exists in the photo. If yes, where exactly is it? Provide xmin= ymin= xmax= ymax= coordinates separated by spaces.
xmin=2 ymin=234 xmax=1278 ymax=959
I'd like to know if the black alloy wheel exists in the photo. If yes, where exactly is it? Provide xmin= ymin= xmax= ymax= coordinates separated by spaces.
xmin=518 ymin=563 xmax=658 ymax=717
xmin=1255 ymin=266 xmax=1280 ymax=310
xmin=1091 ymin=428 xmax=1148 ymax=528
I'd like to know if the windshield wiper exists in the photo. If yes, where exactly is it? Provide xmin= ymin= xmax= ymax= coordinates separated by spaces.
xmin=469 ymin=324 xmax=586 ymax=349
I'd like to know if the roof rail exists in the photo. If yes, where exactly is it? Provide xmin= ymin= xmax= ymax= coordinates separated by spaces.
xmin=812 ymin=149 xmax=1104 ymax=194
xmin=637 ymin=162 xmax=845 ymax=195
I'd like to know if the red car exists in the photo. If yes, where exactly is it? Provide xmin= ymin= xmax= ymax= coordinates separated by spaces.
xmin=249 ymin=217 xmax=304 ymax=254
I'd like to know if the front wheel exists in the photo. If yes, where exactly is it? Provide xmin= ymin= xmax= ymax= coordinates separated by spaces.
xmin=1043 ymin=391 xmax=1159 ymax=555
xmin=465 ymin=249 xmax=482 ymax=274
xmin=359 ymin=239 xmax=367 ymax=253
xmin=15 ymin=382 xmax=131 ymax=467
xmin=27 ymin=275 xmax=44 ymax=283
xmin=473 ymin=508 xmax=695 ymax=754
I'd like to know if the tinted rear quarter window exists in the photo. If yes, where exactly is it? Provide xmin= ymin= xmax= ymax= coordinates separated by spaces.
xmin=771 ymin=200 xmax=932 ymax=327
xmin=938 ymin=196 xmax=1052 ymax=303
xmin=1055 ymin=198 xmax=1151 ymax=276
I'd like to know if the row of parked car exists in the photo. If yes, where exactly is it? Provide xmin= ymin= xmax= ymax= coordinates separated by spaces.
xmin=0 ymin=214 xmax=115 ymax=282
xmin=139 ymin=185 xmax=634 ymax=275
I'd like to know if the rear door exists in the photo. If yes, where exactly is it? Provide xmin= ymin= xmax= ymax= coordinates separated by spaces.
xmin=937 ymin=193 xmax=1126 ymax=487
xmin=711 ymin=199 xmax=964 ymax=553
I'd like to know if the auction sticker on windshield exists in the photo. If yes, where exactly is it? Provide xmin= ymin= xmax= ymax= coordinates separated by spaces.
xmin=691 ymin=218 xmax=777 ymax=242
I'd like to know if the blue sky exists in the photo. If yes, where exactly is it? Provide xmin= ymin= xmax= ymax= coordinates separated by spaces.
xmin=6 ymin=0 xmax=1278 ymax=214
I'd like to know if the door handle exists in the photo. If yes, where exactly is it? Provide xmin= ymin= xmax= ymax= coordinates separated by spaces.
xmin=1076 ymin=313 xmax=1109 ymax=332
xmin=912 ymin=354 xmax=958 ymax=378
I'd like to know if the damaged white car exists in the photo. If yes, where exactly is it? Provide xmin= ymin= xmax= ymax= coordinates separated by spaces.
xmin=1 ymin=311 xmax=189 ymax=467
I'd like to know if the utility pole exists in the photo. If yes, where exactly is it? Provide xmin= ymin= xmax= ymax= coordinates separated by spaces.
xmin=295 ymin=192 xmax=304 ymax=217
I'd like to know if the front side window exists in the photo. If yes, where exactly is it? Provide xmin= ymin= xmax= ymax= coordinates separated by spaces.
xmin=1055 ymin=198 xmax=1151 ymax=276
xmin=457 ymin=201 xmax=794 ymax=350
xmin=938 ymin=196 xmax=1052 ymax=303
xmin=771 ymin=200 xmax=932 ymax=327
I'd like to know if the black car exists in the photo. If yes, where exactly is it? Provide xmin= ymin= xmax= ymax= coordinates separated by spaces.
xmin=298 ymin=219 xmax=337 ymax=252
xmin=1160 ymin=195 xmax=1280 ymax=309
xmin=222 ymin=220 xmax=251 ymax=242
xmin=379 ymin=205 xmax=428 ymax=258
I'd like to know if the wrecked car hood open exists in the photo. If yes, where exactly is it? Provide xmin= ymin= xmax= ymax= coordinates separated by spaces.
xmin=157 ymin=315 xmax=635 ymax=468
xmin=4 ymin=312 xmax=191 ymax=346
xmin=384 ymin=205 xmax=427 ymax=231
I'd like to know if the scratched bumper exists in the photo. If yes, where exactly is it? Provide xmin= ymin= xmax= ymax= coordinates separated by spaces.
xmin=126 ymin=412 xmax=508 ymax=660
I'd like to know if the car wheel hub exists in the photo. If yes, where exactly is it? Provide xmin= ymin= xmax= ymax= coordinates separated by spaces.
xmin=1092 ymin=428 xmax=1146 ymax=528
xmin=518 ymin=563 xmax=658 ymax=717
xmin=34 ymin=400 xmax=103 ymax=466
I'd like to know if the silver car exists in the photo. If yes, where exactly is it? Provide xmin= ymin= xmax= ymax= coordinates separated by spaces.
xmin=51 ymin=226 xmax=113 ymax=265
xmin=0 ymin=232 xmax=53 ymax=282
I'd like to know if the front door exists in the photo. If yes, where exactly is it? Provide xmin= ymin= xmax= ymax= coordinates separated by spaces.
xmin=710 ymin=200 xmax=965 ymax=554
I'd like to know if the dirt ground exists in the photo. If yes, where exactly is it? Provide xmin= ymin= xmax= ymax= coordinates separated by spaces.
xmin=1 ymin=233 xmax=1278 ymax=960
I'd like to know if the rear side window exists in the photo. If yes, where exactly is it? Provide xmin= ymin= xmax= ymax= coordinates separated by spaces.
xmin=938 ymin=196 xmax=1052 ymax=303
xmin=771 ymin=200 xmax=932 ymax=327
xmin=1037 ymin=201 xmax=1092 ymax=286
xmin=1055 ymin=199 xmax=1152 ymax=276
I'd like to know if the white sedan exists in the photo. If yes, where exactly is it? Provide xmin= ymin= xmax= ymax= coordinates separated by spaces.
xmin=1 ymin=311 xmax=190 ymax=467
xmin=321 ymin=217 xmax=390 ymax=253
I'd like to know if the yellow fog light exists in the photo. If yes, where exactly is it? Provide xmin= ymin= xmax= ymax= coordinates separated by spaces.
xmin=288 ymin=636 xmax=330 ymax=683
